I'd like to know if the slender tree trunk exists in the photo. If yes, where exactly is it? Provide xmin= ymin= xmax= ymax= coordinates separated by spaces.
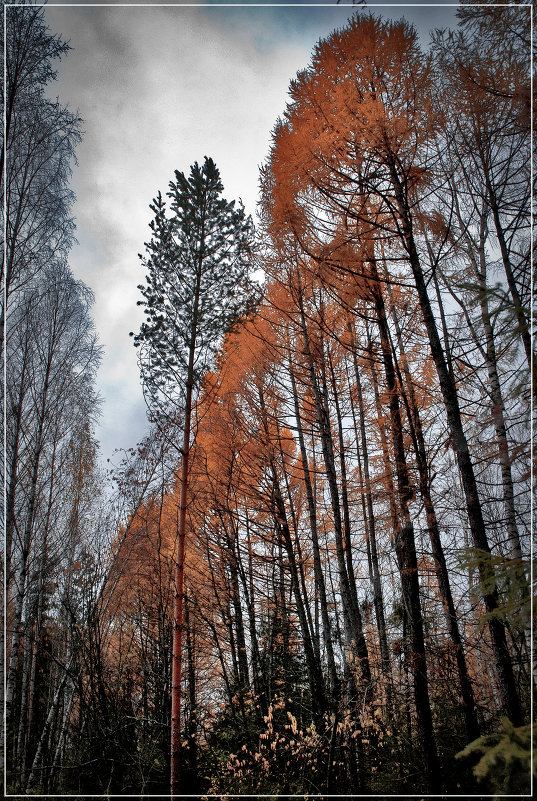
xmin=26 ymin=654 xmax=73 ymax=791
xmin=483 ymin=172 xmax=534 ymax=394
xmin=15 ymin=613 xmax=33 ymax=787
xmin=170 ymin=378 xmax=191 ymax=798
xmin=5 ymin=345 xmax=28 ymax=590
xmin=226 ymin=525 xmax=250 ymax=692
xmin=184 ymin=596 xmax=198 ymax=792
xmin=49 ymin=682 xmax=74 ymax=790
xmin=327 ymin=348 xmax=371 ymax=683
xmin=289 ymin=354 xmax=340 ymax=702
xmin=170 ymin=290 xmax=200 ymax=798
xmin=193 ymin=568 xmax=235 ymax=712
xmin=16 ymin=557 xmax=46 ymax=789
xmin=6 ymin=331 xmax=55 ymax=742
xmin=369 ymin=254 xmax=439 ymax=788
xmin=347 ymin=327 xmax=392 ymax=702
xmin=473 ymin=213 xmax=523 ymax=560
xmin=385 ymin=276 xmax=480 ymax=740
xmin=213 ymin=464 xmax=252 ymax=696
xmin=278 ymin=425 xmax=320 ymax=665
xmin=6 ymin=465 xmax=40 ymax=733
xmin=367 ymin=327 xmax=399 ymax=545
xmin=388 ymin=157 xmax=523 ymax=726
xmin=239 ymin=512 xmax=265 ymax=709
xmin=258 ymin=385 xmax=327 ymax=716
xmin=295 ymin=272 xmax=367 ymax=697
xmin=432 ymin=191 xmax=525 ymax=559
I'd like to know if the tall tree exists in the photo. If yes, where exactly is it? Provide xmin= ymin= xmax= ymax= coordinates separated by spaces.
xmin=133 ymin=156 xmax=256 ymax=796
xmin=433 ymin=5 xmax=532 ymax=395
xmin=5 ymin=266 xmax=100 ymax=786
xmin=1 ymin=2 xmax=81 ymax=350
xmin=262 ymin=11 xmax=523 ymax=729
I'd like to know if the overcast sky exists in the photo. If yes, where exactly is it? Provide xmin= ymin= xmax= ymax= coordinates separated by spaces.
xmin=41 ymin=1 xmax=460 ymax=466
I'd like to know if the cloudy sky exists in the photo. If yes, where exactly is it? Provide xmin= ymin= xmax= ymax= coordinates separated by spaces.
xmin=41 ymin=0 xmax=459 ymax=466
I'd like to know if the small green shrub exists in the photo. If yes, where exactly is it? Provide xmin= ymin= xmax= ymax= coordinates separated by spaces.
xmin=456 ymin=717 xmax=533 ymax=796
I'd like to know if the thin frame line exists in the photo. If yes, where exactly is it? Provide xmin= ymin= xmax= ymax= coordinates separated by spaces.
xmin=2 ymin=2 xmax=532 ymax=799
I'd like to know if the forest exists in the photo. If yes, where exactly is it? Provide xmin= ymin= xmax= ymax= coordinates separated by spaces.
xmin=2 ymin=1 xmax=533 ymax=798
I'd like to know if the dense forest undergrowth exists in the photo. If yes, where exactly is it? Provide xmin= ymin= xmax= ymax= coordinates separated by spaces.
xmin=2 ymin=1 xmax=533 ymax=797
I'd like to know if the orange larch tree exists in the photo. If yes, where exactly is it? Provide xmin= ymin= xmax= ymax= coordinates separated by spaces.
xmin=261 ymin=11 xmax=523 ymax=735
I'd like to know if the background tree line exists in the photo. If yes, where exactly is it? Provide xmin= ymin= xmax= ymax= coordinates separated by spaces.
xmin=3 ymin=1 xmax=532 ymax=797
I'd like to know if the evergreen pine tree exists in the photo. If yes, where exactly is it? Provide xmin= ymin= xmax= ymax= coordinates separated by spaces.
xmin=132 ymin=156 xmax=257 ymax=797
xmin=133 ymin=156 xmax=257 ymax=431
